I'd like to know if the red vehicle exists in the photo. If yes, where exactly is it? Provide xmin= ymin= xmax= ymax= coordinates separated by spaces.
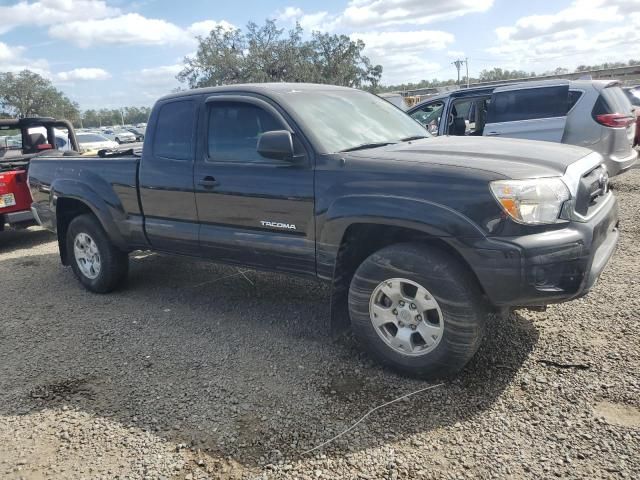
xmin=1 ymin=118 xmax=78 ymax=231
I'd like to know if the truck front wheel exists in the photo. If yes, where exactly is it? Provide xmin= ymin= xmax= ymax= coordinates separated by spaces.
xmin=66 ymin=214 xmax=128 ymax=293
xmin=348 ymin=243 xmax=487 ymax=378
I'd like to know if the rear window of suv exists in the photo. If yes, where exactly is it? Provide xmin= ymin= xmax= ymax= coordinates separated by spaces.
xmin=593 ymin=86 xmax=633 ymax=115
xmin=488 ymin=86 xmax=569 ymax=123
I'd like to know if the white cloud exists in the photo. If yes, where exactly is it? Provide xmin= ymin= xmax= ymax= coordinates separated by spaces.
xmin=48 ymin=13 xmax=189 ymax=47
xmin=342 ymin=0 xmax=493 ymax=28
xmin=0 ymin=41 xmax=50 ymax=76
xmin=56 ymin=67 xmax=111 ymax=81
xmin=352 ymin=31 xmax=454 ymax=84
xmin=277 ymin=6 xmax=303 ymax=22
xmin=0 ymin=42 xmax=25 ymax=62
xmin=279 ymin=0 xmax=493 ymax=31
xmin=47 ymin=13 xmax=235 ymax=48
xmin=187 ymin=19 xmax=236 ymax=38
xmin=0 ymin=0 xmax=118 ymax=34
xmin=495 ymin=0 xmax=623 ymax=42
xmin=489 ymin=1 xmax=640 ymax=70
xmin=137 ymin=64 xmax=183 ymax=86
xmin=124 ymin=64 xmax=183 ymax=103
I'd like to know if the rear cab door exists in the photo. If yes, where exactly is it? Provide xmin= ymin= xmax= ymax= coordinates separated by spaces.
xmin=138 ymin=98 xmax=200 ymax=255
xmin=485 ymin=81 xmax=570 ymax=142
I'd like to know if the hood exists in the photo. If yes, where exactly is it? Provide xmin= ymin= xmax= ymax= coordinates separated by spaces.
xmin=345 ymin=136 xmax=595 ymax=179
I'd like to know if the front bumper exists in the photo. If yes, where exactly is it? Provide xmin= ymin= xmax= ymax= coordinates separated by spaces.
xmin=458 ymin=193 xmax=619 ymax=307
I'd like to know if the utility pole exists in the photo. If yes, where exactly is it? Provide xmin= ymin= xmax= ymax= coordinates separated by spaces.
xmin=465 ymin=57 xmax=469 ymax=87
xmin=452 ymin=58 xmax=468 ymax=86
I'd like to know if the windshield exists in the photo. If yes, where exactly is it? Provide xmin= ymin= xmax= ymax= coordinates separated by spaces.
xmin=78 ymin=134 xmax=109 ymax=143
xmin=276 ymin=89 xmax=428 ymax=153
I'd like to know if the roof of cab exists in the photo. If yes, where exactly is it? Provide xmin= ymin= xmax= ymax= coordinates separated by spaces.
xmin=158 ymin=82 xmax=358 ymax=102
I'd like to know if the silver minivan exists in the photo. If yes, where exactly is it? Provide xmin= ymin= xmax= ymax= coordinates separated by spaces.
xmin=408 ymin=79 xmax=638 ymax=176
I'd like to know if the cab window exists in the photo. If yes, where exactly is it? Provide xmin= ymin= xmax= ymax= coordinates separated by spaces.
xmin=207 ymin=101 xmax=285 ymax=163
xmin=153 ymin=100 xmax=196 ymax=161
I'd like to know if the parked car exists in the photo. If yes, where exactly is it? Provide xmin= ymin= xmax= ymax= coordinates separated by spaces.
xmin=126 ymin=127 xmax=145 ymax=142
xmin=102 ymin=129 xmax=136 ymax=144
xmin=28 ymin=83 xmax=619 ymax=378
xmin=1 ymin=117 xmax=78 ymax=231
xmin=623 ymin=86 xmax=640 ymax=146
xmin=76 ymin=133 xmax=119 ymax=153
xmin=408 ymin=80 xmax=638 ymax=176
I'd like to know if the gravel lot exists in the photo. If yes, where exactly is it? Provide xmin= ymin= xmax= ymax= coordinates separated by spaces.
xmin=1 ymin=170 xmax=639 ymax=480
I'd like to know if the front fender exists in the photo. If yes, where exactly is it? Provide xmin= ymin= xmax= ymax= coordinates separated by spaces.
xmin=317 ymin=194 xmax=486 ymax=277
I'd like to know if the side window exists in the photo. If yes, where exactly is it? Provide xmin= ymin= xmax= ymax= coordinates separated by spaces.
xmin=568 ymin=90 xmax=583 ymax=110
xmin=410 ymin=101 xmax=444 ymax=135
xmin=207 ymin=101 xmax=285 ymax=163
xmin=153 ymin=100 xmax=195 ymax=160
xmin=488 ymin=86 xmax=569 ymax=123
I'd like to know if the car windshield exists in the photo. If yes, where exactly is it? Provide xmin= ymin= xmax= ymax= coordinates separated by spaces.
xmin=276 ymin=89 xmax=428 ymax=153
xmin=78 ymin=134 xmax=108 ymax=143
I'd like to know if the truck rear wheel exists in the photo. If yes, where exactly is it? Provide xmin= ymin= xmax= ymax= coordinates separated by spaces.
xmin=348 ymin=243 xmax=487 ymax=378
xmin=66 ymin=214 xmax=128 ymax=293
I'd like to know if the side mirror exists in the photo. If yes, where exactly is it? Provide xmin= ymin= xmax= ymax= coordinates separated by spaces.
xmin=257 ymin=130 xmax=294 ymax=161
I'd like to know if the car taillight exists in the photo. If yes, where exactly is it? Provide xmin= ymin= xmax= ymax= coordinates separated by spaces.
xmin=595 ymin=113 xmax=634 ymax=128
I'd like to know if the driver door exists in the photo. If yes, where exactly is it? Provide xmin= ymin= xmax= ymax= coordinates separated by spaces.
xmin=194 ymin=94 xmax=316 ymax=276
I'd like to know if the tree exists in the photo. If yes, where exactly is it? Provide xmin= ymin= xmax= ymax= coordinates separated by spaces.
xmin=79 ymin=107 xmax=151 ymax=128
xmin=478 ymin=68 xmax=534 ymax=82
xmin=0 ymin=70 xmax=80 ymax=123
xmin=178 ymin=20 xmax=382 ymax=90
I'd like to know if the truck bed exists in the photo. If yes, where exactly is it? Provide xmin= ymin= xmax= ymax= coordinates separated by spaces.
xmin=29 ymin=154 xmax=146 ymax=249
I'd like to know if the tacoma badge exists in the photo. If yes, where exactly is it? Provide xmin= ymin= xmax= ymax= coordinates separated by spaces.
xmin=260 ymin=221 xmax=297 ymax=230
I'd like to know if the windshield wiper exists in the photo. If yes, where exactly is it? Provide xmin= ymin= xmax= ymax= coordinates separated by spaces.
xmin=400 ymin=135 xmax=429 ymax=142
xmin=339 ymin=142 xmax=396 ymax=152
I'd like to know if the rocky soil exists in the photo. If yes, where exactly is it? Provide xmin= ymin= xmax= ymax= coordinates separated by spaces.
xmin=0 ymin=170 xmax=639 ymax=479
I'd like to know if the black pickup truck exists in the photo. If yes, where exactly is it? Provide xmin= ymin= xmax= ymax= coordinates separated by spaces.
xmin=28 ymin=83 xmax=619 ymax=377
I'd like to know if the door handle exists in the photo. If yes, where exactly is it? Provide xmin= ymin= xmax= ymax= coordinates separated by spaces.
xmin=485 ymin=131 xmax=499 ymax=136
xmin=198 ymin=176 xmax=219 ymax=188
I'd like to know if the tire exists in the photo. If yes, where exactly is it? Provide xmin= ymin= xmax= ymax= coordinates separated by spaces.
xmin=66 ymin=213 xmax=129 ymax=293
xmin=348 ymin=242 xmax=487 ymax=378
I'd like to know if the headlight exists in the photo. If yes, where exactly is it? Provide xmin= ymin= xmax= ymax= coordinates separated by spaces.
xmin=489 ymin=178 xmax=570 ymax=225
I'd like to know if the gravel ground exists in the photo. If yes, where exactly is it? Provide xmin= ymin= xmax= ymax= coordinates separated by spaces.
xmin=1 ymin=171 xmax=639 ymax=480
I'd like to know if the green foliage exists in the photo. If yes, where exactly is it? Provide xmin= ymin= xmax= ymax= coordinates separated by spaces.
xmin=478 ymin=68 xmax=535 ymax=82
xmin=81 ymin=106 xmax=151 ymax=128
xmin=380 ymin=58 xmax=640 ymax=93
xmin=178 ymin=19 xmax=382 ymax=90
xmin=0 ymin=70 xmax=80 ymax=123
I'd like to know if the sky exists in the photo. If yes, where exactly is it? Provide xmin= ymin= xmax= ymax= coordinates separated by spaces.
xmin=1 ymin=0 xmax=639 ymax=110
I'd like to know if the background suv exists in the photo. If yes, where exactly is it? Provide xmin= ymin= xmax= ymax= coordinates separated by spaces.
xmin=408 ymin=80 xmax=637 ymax=176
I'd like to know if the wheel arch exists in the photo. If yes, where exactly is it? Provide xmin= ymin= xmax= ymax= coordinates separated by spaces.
xmin=52 ymin=180 xmax=128 ymax=264
xmin=326 ymin=221 xmax=488 ymax=336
